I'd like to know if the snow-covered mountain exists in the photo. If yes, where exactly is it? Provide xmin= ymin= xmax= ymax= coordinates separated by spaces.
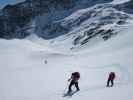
xmin=1 ymin=0 xmax=133 ymax=100
xmin=0 ymin=0 xmax=132 ymax=41
xmin=0 ymin=0 xmax=112 ymax=38
xmin=0 ymin=0 xmax=133 ymax=49
xmin=38 ymin=4 xmax=131 ymax=46
xmin=0 ymin=13 xmax=133 ymax=100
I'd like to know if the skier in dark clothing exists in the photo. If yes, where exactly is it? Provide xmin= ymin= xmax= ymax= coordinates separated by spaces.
xmin=67 ymin=72 xmax=80 ymax=93
xmin=44 ymin=60 xmax=47 ymax=64
xmin=107 ymin=72 xmax=116 ymax=87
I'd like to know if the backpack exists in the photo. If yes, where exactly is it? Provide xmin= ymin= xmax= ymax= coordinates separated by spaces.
xmin=109 ymin=72 xmax=115 ymax=80
xmin=72 ymin=72 xmax=80 ymax=79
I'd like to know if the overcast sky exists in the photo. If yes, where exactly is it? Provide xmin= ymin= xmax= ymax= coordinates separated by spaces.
xmin=0 ymin=0 xmax=25 ymax=9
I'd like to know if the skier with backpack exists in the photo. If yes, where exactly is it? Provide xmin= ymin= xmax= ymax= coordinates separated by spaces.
xmin=67 ymin=72 xmax=80 ymax=93
xmin=106 ymin=72 xmax=116 ymax=87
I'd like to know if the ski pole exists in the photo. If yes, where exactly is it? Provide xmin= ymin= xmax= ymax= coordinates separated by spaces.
xmin=63 ymin=81 xmax=69 ymax=93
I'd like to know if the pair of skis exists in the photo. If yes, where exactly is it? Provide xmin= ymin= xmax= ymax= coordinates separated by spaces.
xmin=63 ymin=90 xmax=79 ymax=97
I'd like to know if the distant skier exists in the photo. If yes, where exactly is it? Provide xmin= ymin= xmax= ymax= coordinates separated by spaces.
xmin=106 ymin=72 xmax=116 ymax=87
xmin=67 ymin=72 xmax=80 ymax=93
xmin=44 ymin=60 xmax=47 ymax=64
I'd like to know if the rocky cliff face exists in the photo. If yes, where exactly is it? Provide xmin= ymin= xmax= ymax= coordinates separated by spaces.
xmin=43 ymin=4 xmax=132 ymax=47
xmin=0 ymin=0 xmax=132 ymax=41
xmin=0 ymin=0 xmax=113 ymax=39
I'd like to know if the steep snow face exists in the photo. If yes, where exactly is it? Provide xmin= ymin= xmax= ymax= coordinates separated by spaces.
xmin=111 ymin=0 xmax=130 ymax=4
xmin=34 ymin=4 xmax=132 ymax=51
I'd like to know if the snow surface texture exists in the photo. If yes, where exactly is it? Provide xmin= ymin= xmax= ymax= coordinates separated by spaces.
xmin=111 ymin=0 xmax=130 ymax=4
xmin=1 ymin=20 xmax=133 ymax=100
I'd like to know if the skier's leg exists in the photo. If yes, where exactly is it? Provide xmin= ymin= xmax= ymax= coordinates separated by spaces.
xmin=68 ymin=81 xmax=74 ymax=93
xmin=106 ymin=79 xmax=110 ymax=87
xmin=111 ymin=80 xmax=114 ymax=87
xmin=75 ymin=82 xmax=80 ymax=91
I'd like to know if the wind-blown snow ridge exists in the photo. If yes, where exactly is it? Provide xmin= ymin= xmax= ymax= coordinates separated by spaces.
xmin=111 ymin=0 xmax=130 ymax=4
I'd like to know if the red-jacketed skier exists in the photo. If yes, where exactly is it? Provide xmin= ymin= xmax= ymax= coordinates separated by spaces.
xmin=67 ymin=72 xmax=80 ymax=93
xmin=107 ymin=72 xmax=116 ymax=87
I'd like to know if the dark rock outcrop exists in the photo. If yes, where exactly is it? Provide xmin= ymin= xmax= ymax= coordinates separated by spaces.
xmin=0 ymin=0 xmax=113 ymax=39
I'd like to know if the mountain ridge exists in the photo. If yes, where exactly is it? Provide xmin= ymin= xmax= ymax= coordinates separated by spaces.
xmin=0 ymin=0 xmax=132 ymax=43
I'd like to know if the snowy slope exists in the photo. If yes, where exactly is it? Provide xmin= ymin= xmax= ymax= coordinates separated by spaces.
xmin=0 ymin=21 xmax=133 ymax=100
